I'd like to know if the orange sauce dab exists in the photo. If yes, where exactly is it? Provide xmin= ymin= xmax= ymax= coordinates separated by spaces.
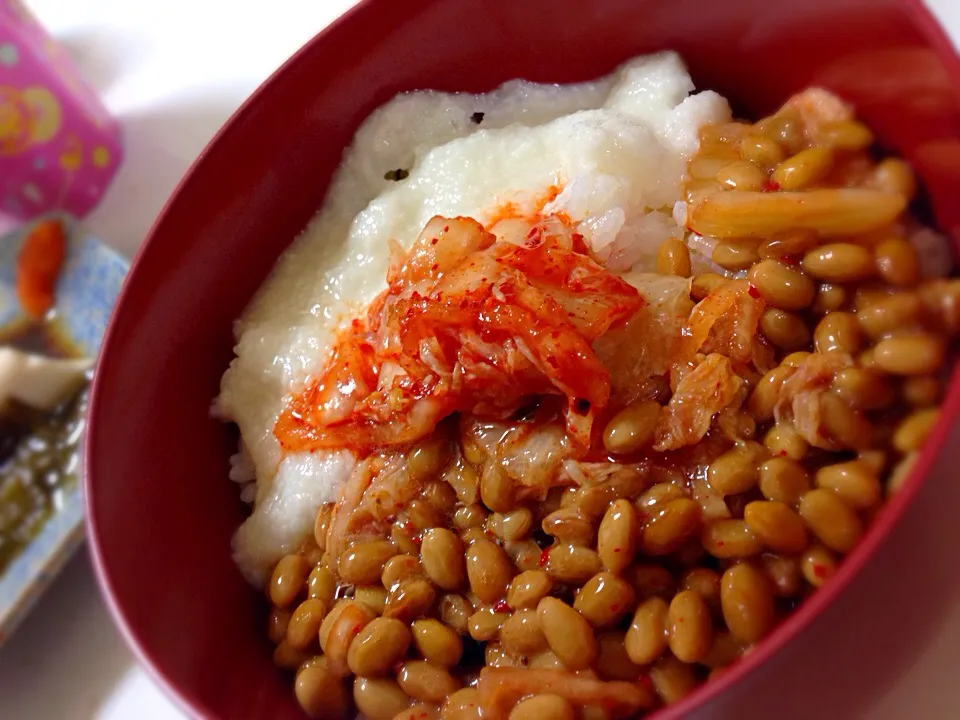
xmin=16 ymin=219 xmax=66 ymax=321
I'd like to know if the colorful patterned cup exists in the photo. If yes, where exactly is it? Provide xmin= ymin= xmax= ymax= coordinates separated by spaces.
xmin=0 ymin=0 xmax=123 ymax=221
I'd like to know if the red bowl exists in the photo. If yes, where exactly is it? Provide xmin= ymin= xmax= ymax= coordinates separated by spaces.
xmin=85 ymin=0 xmax=960 ymax=718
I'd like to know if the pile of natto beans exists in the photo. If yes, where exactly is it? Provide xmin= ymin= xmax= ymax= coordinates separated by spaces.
xmin=264 ymin=105 xmax=956 ymax=720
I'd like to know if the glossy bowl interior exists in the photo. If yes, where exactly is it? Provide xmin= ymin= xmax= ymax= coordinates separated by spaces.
xmin=86 ymin=0 xmax=960 ymax=718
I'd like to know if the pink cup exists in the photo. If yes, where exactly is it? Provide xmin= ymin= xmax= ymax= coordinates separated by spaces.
xmin=0 ymin=0 xmax=122 ymax=221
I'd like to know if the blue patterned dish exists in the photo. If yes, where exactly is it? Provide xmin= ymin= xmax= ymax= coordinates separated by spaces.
xmin=0 ymin=213 xmax=127 ymax=643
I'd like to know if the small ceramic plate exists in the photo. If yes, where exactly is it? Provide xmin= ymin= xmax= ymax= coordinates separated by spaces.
xmin=0 ymin=213 xmax=127 ymax=643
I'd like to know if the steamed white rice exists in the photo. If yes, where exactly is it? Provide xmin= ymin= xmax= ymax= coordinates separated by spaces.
xmin=215 ymin=51 xmax=733 ymax=584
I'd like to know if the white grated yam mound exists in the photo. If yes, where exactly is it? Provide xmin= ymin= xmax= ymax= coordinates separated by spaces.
xmin=217 ymin=51 xmax=731 ymax=584
xmin=232 ymin=451 xmax=356 ymax=582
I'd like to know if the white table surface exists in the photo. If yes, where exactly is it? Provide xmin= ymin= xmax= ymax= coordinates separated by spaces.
xmin=1 ymin=0 xmax=959 ymax=718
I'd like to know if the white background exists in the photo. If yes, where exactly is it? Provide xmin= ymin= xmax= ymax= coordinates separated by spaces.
xmin=0 ymin=0 xmax=958 ymax=717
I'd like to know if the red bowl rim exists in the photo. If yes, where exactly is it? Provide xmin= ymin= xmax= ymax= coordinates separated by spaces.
xmin=83 ymin=0 xmax=960 ymax=717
